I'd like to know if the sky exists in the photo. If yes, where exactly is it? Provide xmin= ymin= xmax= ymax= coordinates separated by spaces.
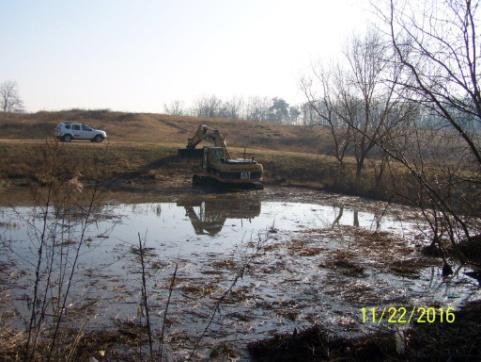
xmin=0 ymin=0 xmax=373 ymax=113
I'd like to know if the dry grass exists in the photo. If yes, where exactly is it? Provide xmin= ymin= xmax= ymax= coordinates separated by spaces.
xmin=0 ymin=323 xmax=160 ymax=361
xmin=0 ymin=326 xmax=26 ymax=360
xmin=0 ymin=109 xmax=330 ymax=152
xmin=287 ymin=239 xmax=326 ymax=257
xmin=0 ymin=109 xmax=469 ymax=206
xmin=177 ymin=282 xmax=219 ymax=298
xmin=0 ymin=137 xmax=409 ymax=201
xmin=0 ymin=140 xmax=178 ymax=184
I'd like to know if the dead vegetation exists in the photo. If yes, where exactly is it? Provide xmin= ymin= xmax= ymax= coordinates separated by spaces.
xmin=322 ymin=250 xmax=366 ymax=277
xmin=209 ymin=259 xmax=238 ymax=270
xmin=0 ymin=323 xmax=162 ymax=361
xmin=177 ymin=282 xmax=218 ymax=298
xmin=298 ymin=225 xmax=437 ymax=276
xmin=287 ymin=239 xmax=326 ymax=257
xmin=388 ymin=259 xmax=432 ymax=278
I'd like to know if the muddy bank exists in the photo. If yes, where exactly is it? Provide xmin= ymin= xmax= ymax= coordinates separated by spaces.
xmin=0 ymin=139 xmax=455 ymax=207
xmin=249 ymin=300 xmax=481 ymax=361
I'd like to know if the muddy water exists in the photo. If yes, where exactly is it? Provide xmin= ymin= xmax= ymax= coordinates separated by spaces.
xmin=0 ymin=187 xmax=480 ymax=360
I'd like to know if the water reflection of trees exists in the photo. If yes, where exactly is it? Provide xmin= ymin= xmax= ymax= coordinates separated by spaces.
xmin=331 ymin=205 xmax=385 ymax=230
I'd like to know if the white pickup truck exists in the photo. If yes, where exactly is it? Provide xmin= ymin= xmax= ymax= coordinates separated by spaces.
xmin=55 ymin=122 xmax=107 ymax=142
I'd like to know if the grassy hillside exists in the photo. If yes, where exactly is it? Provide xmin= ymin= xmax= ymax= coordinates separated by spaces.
xmin=0 ymin=110 xmax=331 ymax=153
xmin=0 ymin=109 xmax=424 ymax=203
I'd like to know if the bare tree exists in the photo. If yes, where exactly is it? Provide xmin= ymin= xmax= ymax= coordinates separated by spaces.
xmin=245 ymin=96 xmax=270 ymax=121
xmin=303 ymin=31 xmax=415 ymax=186
xmin=343 ymin=31 xmax=415 ymax=185
xmin=301 ymin=71 xmax=353 ymax=171
xmin=214 ymin=96 xmax=244 ymax=119
xmin=376 ymin=0 xmax=481 ymax=166
xmin=194 ymin=96 xmax=222 ymax=118
xmin=224 ymin=96 xmax=244 ymax=119
xmin=0 ymin=80 xmax=24 ymax=112
xmin=288 ymin=105 xmax=301 ymax=124
xmin=300 ymin=102 xmax=321 ymax=126
xmin=163 ymin=100 xmax=184 ymax=116
xmin=368 ymin=0 xmax=481 ymax=247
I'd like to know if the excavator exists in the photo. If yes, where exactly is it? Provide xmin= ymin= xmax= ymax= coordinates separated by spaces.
xmin=178 ymin=125 xmax=264 ymax=189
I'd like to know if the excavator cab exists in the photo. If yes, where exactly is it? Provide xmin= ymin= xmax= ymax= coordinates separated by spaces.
xmin=202 ymin=147 xmax=226 ymax=169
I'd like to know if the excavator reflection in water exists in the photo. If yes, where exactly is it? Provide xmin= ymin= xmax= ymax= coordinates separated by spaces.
xmin=177 ymin=196 xmax=261 ymax=236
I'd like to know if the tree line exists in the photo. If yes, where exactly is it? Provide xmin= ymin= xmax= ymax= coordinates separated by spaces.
xmin=164 ymin=96 xmax=302 ymax=124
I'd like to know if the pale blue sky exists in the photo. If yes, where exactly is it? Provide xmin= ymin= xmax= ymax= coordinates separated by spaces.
xmin=0 ymin=0 xmax=371 ymax=112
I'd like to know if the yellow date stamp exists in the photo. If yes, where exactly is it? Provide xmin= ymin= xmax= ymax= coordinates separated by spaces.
xmin=360 ymin=306 xmax=456 ymax=324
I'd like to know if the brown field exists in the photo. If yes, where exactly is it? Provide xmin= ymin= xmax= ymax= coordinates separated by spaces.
xmin=0 ymin=109 xmax=421 ymax=204
xmin=0 ymin=109 xmax=331 ymax=153
xmin=0 ymin=109 xmax=414 ymax=202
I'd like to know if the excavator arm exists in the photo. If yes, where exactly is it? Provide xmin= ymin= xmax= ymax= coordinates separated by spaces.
xmin=184 ymin=125 xmax=230 ymax=158
xmin=187 ymin=125 xmax=227 ymax=148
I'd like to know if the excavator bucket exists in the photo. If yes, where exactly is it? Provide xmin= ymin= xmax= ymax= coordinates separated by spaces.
xmin=177 ymin=148 xmax=203 ymax=158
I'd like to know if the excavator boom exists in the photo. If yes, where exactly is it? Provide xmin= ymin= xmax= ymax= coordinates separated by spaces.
xmin=187 ymin=125 xmax=227 ymax=148
xmin=181 ymin=125 xmax=230 ymax=158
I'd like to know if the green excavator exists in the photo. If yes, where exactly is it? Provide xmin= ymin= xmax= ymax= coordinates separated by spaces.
xmin=178 ymin=125 xmax=264 ymax=189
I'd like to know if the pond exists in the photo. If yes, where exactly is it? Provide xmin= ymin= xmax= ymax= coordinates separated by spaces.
xmin=0 ymin=187 xmax=479 ymax=360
